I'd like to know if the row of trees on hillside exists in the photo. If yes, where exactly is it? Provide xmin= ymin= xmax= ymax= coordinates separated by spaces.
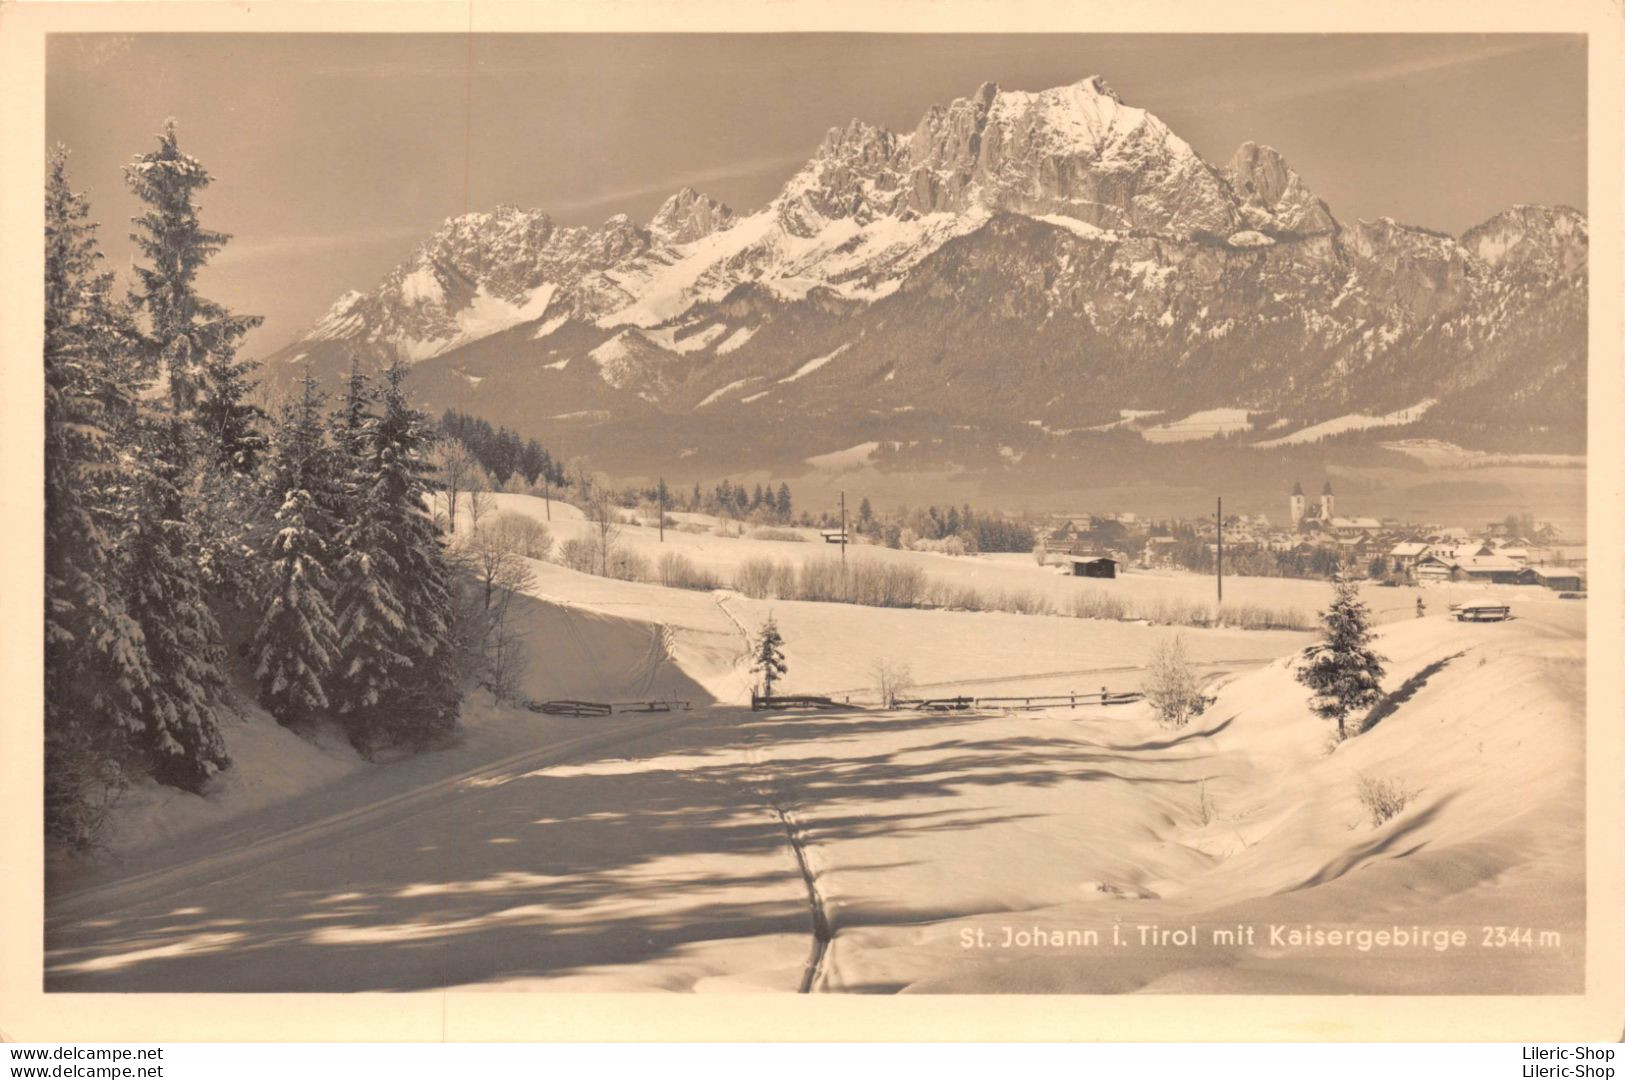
xmin=44 ymin=126 xmax=462 ymax=846
xmin=681 ymin=478 xmax=794 ymax=521
xmin=254 ymin=364 xmax=462 ymax=749
xmin=850 ymin=499 xmax=1037 ymax=554
xmin=439 ymin=409 xmax=564 ymax=490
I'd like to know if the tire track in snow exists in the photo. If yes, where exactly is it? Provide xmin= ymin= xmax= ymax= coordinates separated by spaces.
xmin=554 ymin=597 xmax=610 ymax=692
xmin=743 ymin=737 xmax=832 ymax=994
xmin=716 ymin=592 xmax=832 ymax=991
xmin=711 ymin=593 xmax=757 ymax=698
xmin=629 ymin=622 xmax=674 ymax=698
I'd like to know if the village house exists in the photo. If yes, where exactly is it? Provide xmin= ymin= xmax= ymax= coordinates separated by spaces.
xmin=1044 ymin=517 xmax=1094 ymax=545
xmin=1453 ymin=553 xmax=1524 ymax=584
xmin=1413 ymin=554 xmax=1456 ymax=584
xmin=1413 ymin=546 xmax=1523 ymax=585
xmin=1336 ymin=535 xmax=1373 ymax=559
xmin=1140 ymin=534 xmax=1179 ymax=567
xmin=1388 ymin=540 xmax=1431 ymax=573
xmin=1493 ymin=544 xmax=1530 ymax=565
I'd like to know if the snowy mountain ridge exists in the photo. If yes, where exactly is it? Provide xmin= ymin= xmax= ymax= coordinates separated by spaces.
xmin=272 ymin=75 xmax=1367 ymax=366
xmin=264 ymin=74 xmax=1587 ymax=465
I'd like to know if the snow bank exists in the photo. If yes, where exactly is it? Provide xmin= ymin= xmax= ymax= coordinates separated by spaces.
xmin=1139 ymin=407 xmax=1253 ymax=443
xmin=91 ymin=701 xmax=366 ymax=861
xmin=714 ymin=325 xmax=757 ymax=354
xmin=1254 ymin=400 xmax=1434 ymax=448
xmin=791 ymin=612 xmax=1583 ymax=993
xmin=695 ymin=378 xmax=757 ymax=408
xmin=779 ymin=344 xmax=849 ymax=383
xmin=805 ymin=441 xmax=880 ymax=471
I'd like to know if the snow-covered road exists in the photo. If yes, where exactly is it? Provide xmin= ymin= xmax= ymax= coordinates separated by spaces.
xmin=46 ymin=711 xmax=818 ymax=992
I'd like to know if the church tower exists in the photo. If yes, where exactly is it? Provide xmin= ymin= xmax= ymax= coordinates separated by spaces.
xmin=1290 ymin=481 xmax=1305 ymax=526
xmin=1321 ymin=480 xmax=1335 ymax=521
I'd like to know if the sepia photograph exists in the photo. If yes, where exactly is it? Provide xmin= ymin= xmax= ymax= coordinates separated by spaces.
xmin=5 ymin=1 xmax=1623 ymax=1051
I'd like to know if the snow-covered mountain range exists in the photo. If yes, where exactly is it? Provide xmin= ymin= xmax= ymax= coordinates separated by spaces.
xmin=265 ymin=75 xmax=1587 ymax=470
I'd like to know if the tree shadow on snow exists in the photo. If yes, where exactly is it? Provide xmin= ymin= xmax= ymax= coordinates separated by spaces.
xmin=45 ymin=706 xmax=1203 ymax=992
xmin=1359 ymin=651 xmax=1467 ymax=734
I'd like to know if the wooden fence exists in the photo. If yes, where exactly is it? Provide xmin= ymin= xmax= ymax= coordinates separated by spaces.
xmin=751 ymin=693 xmax=844 ymax=711
xmin=750 ymin=689 xmax=1143 ymax=712
xmin=893 ymin=689 xmax=1143 ymax=711
xmin=529 ymin=690 xmax=1139 ymax=717
xmin=527 ymin=699 xmax=692 ymax=717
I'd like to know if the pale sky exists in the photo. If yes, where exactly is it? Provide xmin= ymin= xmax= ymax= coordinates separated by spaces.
xmin=46 ymin=34 xmax=1586 ymax=358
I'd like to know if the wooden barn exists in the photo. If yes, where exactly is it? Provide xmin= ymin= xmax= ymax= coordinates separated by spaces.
xmin=1452 ymin=553 xmax=1524 ymax=585
xmin=1516 ymin=566 xmax=1585 ymax=592
xmin=1067 ymin=555 xmax=1119 ymax=579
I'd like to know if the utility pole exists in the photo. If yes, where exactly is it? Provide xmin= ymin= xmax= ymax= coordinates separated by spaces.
xmin=1216 ymin=496 xmax=1224 ymax=606
xmin=840 ymin=490 xmax=848 ymax=566
xmin=658 ymin=477 xmax=665 ymax=543
xmin=543 ymin=475 xmax=551 ymax=521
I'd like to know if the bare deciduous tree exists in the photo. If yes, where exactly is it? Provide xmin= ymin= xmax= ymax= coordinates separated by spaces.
xmin=484 ymin=512 xmax=552 ymax=560
xmin=588 ymin=493 xmax=623 ymax=578
xmin=449 ymin=516 xmax=539 ymax=702
xmin=1144 ymin=633 xmax=1203 ymax=727
xmin=871 ymin=658 xmax=915 ymax=708
xmin=465 ymin=464 xmax=495 ymax=534
xmin=432 ymin=438 xmax=477 ymax=536
xmin=565 ymin=456 xmax=595 ymax=504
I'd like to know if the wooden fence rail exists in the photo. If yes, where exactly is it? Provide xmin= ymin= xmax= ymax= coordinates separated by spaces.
xmin=527 ymin=699 xmax=691 ymax=717
xmin=751 ymin=693 xmax=844 ymax=712
xmin=892 ymin=690 xmax=1143 ymax=711
xmin=610 ymin=700 xmax=692 ymax=713
xmin=529 ymin=690 xmax=1138 ymax=717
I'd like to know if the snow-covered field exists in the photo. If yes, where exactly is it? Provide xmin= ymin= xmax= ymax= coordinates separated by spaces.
xmin=468 ymin=491 xmax=1479 ymax=628
xmin=45 ymin=494 xmax=1586 ymax=994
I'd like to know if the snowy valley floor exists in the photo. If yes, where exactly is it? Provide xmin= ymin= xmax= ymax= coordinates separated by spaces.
xmin=43 ymin=516 xmax=1586 ymax=994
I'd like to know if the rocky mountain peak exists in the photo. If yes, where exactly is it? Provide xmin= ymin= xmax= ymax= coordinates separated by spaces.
xmin=648 ymin=186 xmax=736 ymax=245
xmin=778 ymin=119 xmax=910 ymax=236
xmin=1460 ymin=203 xmax=1587 ymax=277
xmin=900 ymin=76 xmax=1237 ymax=235
xmin=1226 ymin=141 xmax=1338 ymax=236
xmin=1074 ymin=74 xmax=1121 ymax=102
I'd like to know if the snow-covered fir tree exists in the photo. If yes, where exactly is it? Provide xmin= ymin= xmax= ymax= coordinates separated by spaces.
xmin=44 ymin=148 xmax=157 ymax=841
xmin=332 ymin=355 xmax=373 ymax=470
xmin=113 ymin=121 xmax=284 ymax=790
xmin=753 ymin=614 xmax=788 ymax=698
xmin=124 ymin=119 xmax=264 ymax=472
xmin=266 ymin=370 xmax=343 ymax=530
xmin=252 ymin=489 xmax=341 ymax=727
xmin=118 ymin=420 xmax=231 ymax=791
xmin=125 ymin=121 xmax=267 ymax=607
xmin=331 ymin=361 xmax=461 ymax=750
xmin=1295 ymin=572 xmax=1387 ymax=740
xmin=251 ymin=374 xmax=343 ymax=727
